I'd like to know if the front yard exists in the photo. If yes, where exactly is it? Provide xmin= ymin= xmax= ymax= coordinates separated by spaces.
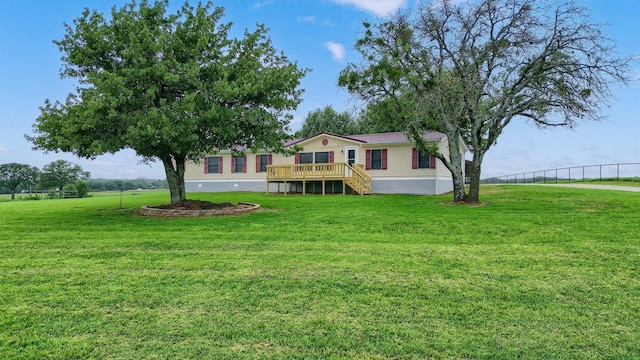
xmin=1 ymin=186 xmax=638 ymax=358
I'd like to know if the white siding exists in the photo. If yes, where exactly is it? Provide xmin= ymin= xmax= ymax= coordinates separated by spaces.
xmin=436 ymin=179 xmax=454 ymax=194
xmin=372 ymin=178 xmax=437 ymax=195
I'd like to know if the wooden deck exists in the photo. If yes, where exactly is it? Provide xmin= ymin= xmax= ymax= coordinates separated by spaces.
xmin=266 ymin=162 xmax=372 ymax=195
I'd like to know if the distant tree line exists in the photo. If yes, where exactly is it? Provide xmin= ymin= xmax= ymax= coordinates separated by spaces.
xmin=0 ymin=160 xmax=166 ymax=200
xmin=87 ymin=179 xmax=168 ymax=192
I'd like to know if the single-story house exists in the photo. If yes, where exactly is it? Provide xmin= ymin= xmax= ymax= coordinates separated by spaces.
xmin=184 ymin=131 xmax=466 ymax=195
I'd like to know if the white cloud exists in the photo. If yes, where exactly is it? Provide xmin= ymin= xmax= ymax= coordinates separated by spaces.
xmin=251 ymin=1 xmax=274 ymax=10
xmin=0 ymin=145 xmax=7 ymax=152
xmin=297 ymin=15 xmax=316 ymax=23
xmin=325 ymin=41 xmax=346 ymax=61
xmin=332 ymin=0 xmax=406 ymax=17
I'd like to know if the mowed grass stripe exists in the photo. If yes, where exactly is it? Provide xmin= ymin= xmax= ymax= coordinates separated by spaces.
xmin=1 ymin=186 xmax=639 ymax=359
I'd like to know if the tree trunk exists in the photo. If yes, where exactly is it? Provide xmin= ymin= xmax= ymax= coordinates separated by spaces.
xmin=466 ymin=153 xmax=484 ymax=203
xmin=11 ymin=190 xmax=15 ymax=200
xmin=443 ymin=133 xmax=468 ymax=203
xmin=451 ymin=171 xmax=467 ymax=202
xmin=162 ymin=155 xmax=186 ymax=204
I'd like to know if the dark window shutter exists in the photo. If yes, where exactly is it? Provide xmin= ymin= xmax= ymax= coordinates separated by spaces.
xmin=268 ymin=154 xmax=273 ymax=165
xmin=430 ymin=156 xmax=436 ymax=169
xmin=365 ymin=149 xmax=371 ymax=170
xmin=412 ymin=148 xmax=418 ymax=169
xmin=382 ymin=149 xmax=388 ymax=170
xmin=231 ymin=157 xmax=236 ymax=173
xmin=329 ymin=151 xmax=334 ymax=163
xmin=219 ymin=157 xmax=223 ymax=174
xmin=204 ymin=157 xmax=209 ymax=174
xmin=295 ymin=153 xmax=300 ymax=164
xmin=243 ymin=156 xmax=247 ymax=173
xmin=256 ymin=155 xmax=260 ymax=173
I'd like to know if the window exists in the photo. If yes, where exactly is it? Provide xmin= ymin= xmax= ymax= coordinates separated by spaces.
xmin=418 ymin=151 xmax=431 ymax=168
xmin=205 ymin=156 xmax=222 ymax=174
xmin=347 ymin=149 xmax=356 ymax=165
xmin=232 ymin=155 xmax=246 ymax=173
xmin=419 ymin=153 xmax=430 ymax=168
xmin=297 ymin=151 xmax=334 ymax=164
xmin=298 ymin=152 xmax=313 ymax=164
xmin=315 ymin=152 xmax=329 ymax=164
xmin=366 ymin=149 xmax=387 ymax=170
xmin=256 ymin=154 xmax=272 ymax=172
xmin=371 ymin=150 xmax=382 ymax=169
xmin=412 ymin=148 xmax=436 ymax=169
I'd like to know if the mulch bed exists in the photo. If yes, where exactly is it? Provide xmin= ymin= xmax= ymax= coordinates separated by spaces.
xmin=153 ymin=199 xmax=237 ymax=210
xmin=141 ymin=200 xmax=260 ymax=217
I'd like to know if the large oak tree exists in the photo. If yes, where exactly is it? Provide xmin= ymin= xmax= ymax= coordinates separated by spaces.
xmin=339 ymin=0 xmax=632 ymax=203
xmin=28 ymin=0 xmax=307 ymax=204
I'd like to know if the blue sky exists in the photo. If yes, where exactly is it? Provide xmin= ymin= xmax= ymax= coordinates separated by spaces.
xmin=0 ymin=0 xmax=638 ymax=179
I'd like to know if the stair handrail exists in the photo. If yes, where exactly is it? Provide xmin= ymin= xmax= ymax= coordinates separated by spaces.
xmin=344 ymin=163 xmax=372 ymax=194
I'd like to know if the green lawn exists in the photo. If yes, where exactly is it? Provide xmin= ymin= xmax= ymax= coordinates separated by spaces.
xmin=552 ymin=177 xmax=640 ymax=187
xmin=581 ymin=178 xmax=640 ymax=187
xmin=1 ymin=186 xmax=639 ymax=359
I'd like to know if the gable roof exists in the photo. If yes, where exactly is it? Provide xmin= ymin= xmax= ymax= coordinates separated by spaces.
xmin=286 ymin=132 xmax=365 ymax=147
xmin=286 ymin=131 xmax=447 ymax=147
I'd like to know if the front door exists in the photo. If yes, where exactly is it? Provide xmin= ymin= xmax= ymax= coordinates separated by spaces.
xmin=345 ymin=146 xmax=358 ymax=166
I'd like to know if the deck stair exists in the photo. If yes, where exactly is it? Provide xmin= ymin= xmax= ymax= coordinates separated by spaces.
xmin=343 ymin=163 xmax=372 ymax=195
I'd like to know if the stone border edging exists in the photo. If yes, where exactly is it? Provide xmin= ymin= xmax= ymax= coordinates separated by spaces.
xmin=139 ymin=202 xmax=261 ymax=217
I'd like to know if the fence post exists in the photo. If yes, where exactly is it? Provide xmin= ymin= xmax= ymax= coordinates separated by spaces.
xmin=617 ymin=164 xmax=620 ymax=180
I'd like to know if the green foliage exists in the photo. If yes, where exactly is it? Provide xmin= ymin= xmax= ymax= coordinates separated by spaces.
xmin=295 ymin=106 xmax=361 ymax=138
xmin=357 ymin=95 xmax=425 ymax=134
xmin=74 ymin=181 xmax=90 ymax=198
xmin=294 ymin=102 xmax=416 ymax=138
xmin=1 ymin=186 xmax=639 ymax=358
xmin=39 ymin=160 xmax=90 ymax=191
xmin=27 ymin=0 xmax=308 ymax=203
xmin=0 ymin=163 xmax=39 ymax=199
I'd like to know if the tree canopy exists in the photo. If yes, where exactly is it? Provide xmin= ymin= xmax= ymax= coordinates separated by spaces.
xmin=0 ymin=163 xmax=40 ymax=200
xmin=295 ymin=106 xmax=360 ymax=138
xmin=339 ymin=0 xmax=632 ymax=203
xmin=39 ymin=160 xmax=90 ymax=191
xmin=294 ymin=103 xmax=409 ymax=138
xmin=27 ymin=0 xmax=307 ymax=204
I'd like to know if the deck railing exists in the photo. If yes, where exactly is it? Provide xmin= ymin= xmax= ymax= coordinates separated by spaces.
xmin=267 ymin=163 xmax=345 ymax=179
xmin=267 ymin=162 xmax=372 ymax=194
